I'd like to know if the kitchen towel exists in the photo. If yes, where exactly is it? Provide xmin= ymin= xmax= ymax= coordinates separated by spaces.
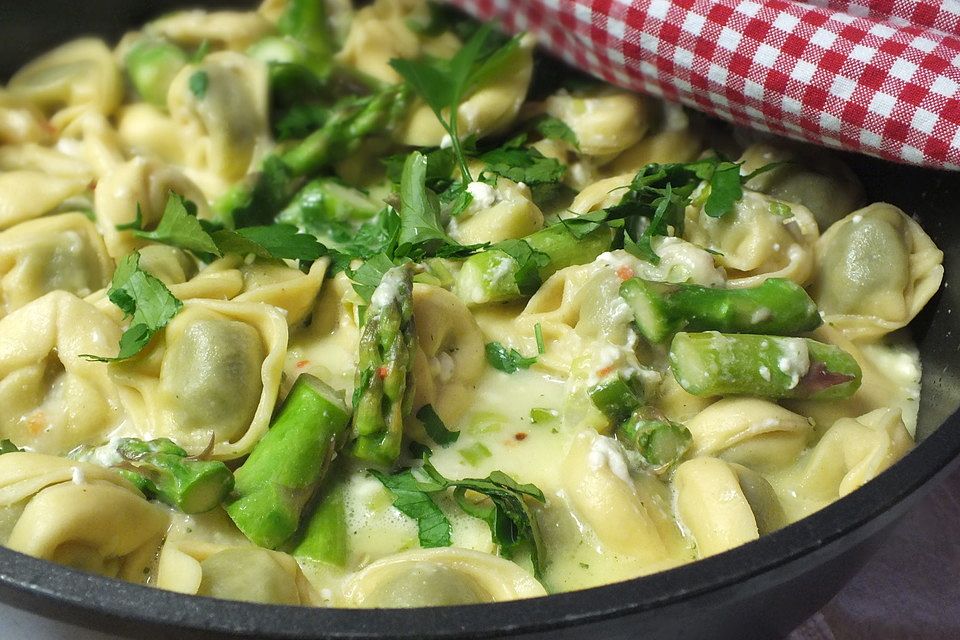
xmin=450 ymin=0 xmax=960 ymax=170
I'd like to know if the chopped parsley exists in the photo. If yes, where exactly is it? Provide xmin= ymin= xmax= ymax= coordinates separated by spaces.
xmin=417 ymin=404 xmax=460 ymax=446
xmin=80 ymin=252 xmax=183 ymax=362
xmin=188 ymin=70 xmax=209 ymax=99
xmin=485 ymin=342 xmax=537 ymax=373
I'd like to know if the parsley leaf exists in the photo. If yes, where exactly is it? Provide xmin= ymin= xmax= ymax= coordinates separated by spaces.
xmin=0 ymin=439 xmax=21 ymax=455
xmin=390 ymin=26 xmax=521 ymax=183
xmin=480 ymin=145 xmax=565 ymax=186
xmin=418 ymin=458 xmax=546 ymax=578
xmin=188 ymin=70 xmax=209 ymax=99
xmin=485 ymin=342 xmax=537 ymax=373
xmin=417 ymin=405 xmax=460 ymax=446
xmin=700 ymin=160 xmax=744 ymax=218
xmin=489 ymin=239 xmax=549 ymax=295
xmin=369 ymin=468 xmax=452 ymax=548
xmin=533 ymin=115 xmax=579 ymax=149
xmin=347 ymin=253 xmax=397 ymax=302
xmin=134 ymin=193 xmax=220 ymax=256
xmin=227 ymin=224 xmax=325 ymax=261
xmin=80 ymin=252 xmax=183 ymax=362
xmin=396 ymin=151 xmax=451 ymax=256
xmin=130 ymin=193 xmax=326 ymax=262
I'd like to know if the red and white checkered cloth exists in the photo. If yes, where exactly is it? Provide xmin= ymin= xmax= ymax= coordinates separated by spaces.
xmin=449 ymin=0 xmax=960 ymax=170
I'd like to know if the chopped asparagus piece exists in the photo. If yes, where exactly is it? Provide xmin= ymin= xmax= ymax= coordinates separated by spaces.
xmin=350 ymin=264 xmax=416 ymax=466
xmin=278 ymin=0 xmax=333 ymax=75
xmin=282 ymin=86 xmax=409 ymax=177
xmin=247 ymin=37 xmax=306 ymax=65
xmin=290 ymin=476 xmax=348 ymax=567
xmin=669 ymin=332 xmax=862 ymax=400
xmin=457 ymin=224 xmax=613 ymax=305
xmin=108 ymin=438 xmax=235 ymax=514
xmin=226 ymin=374 xmax=351 ymax=549
xmin=124 ymin=39 xmax=188 ymax=107
xmin=617 ymin=408 xmax=691 ymax=468
xmin=215 ymin=85 xmax=408 ymax=228
xmin=278 ymin=178 xmax=380 ymax=230
xmin=620 ymin=277 xmax=822 ymax=343
xmin=588 ymin=375 xmax=644 ymax=422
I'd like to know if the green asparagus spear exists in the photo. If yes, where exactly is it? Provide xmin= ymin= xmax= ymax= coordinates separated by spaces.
xmin=289 ymin=475 xmax=348 ymax=567
xmin=277 ymin=177 xmax=380 ymax=230
xmin=216 ymin=84 xmax=409 ymax=228
xmin=226 ymin=374 xmax=351 ymax=549
xmin=669 ymin=332 xmax=862 ymax=400
xmin=277 ymin=0 xmax=333 ymax=75
xmin=124 ymin=39 xmax=189 ymax=107
xmin=620 ymin=277 xmax=822 ymax=343
xmin=114 ymin=438 xmax=234 ymax=514
xmin=617 ymin=407 xmax=691 ymax=468
xmin=457 ymin=223 xmax=614 ymax=305
xmin=247 ymin=37 xmax=308 ymax=65
xmin=350 ymin=264 xmax=416 ymax=466
xmin=588 ymin=374 xmax=644 ymax=422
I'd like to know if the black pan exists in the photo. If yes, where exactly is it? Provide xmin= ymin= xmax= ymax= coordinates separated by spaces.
xmin=0 ymin=2 xmax=958 ymax=638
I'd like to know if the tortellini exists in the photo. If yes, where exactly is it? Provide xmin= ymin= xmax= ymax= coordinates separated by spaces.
xmin=0 ymin=452 xmax=168 ymax=581
xmin=6 ymin=38 xmax=122 ymax=127
xmin=811 ymin=203 xmax=944 ymax=340
xmin=146 ymin=10 xmax=274 ymax=52
xmin=233 ymin=258 xmax=330 ymax=326
xmin=109 ymin=300 xmax=287 ymax=459
xmin=684 ymin=398 xmax=814 ymax=471
xmin=449 ymin=179 xmax=544 ymax=245
xmin=167 ymin=52 xmax=271 ymax=189
xmin=0 ymin=213 xmax=113 ymax=317
xmin=544 ymin=89 xmax=649 ymax=158
xmin=340 ymin=548 xmax=546 ymax=607
xmin=739 ymin=141 xmax=865 ymax=229
xmin=337 ymin=0 xmax=459 ymax=85
xmin=560 ymin=431 xmax=670 ymax=562
xmin=0 ymin=170 xmax=91 ymax=230
xmin=157 ymin=518 xmax=317 ymax=605
xmin=675 ymin=457 xmax=769 ymax=558
xmin=411 ymin=284 xmax=486 ymax=424
xmin=793 ymin=408 xmax=912 ymax=504
xmin=0 ymin=292 xmax=122 ymax=453
xmin=684 ymin=190 xmax=819 ymax=288
xmin=0 ymin=90 xmax=51 ymax=145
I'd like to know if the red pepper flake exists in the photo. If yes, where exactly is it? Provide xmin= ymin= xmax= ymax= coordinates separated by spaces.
xmin=296 ymin=359 xmax=310 ymax=368
xmin=616 ymin=265 xmax=635 ymax=281
xmin=377 ymin=365 xmax=390 ymax=379
xmin=597 ymin=365 xmax=616 ymax=378
xmin=514 ymin=432 xmax=528 ymax=441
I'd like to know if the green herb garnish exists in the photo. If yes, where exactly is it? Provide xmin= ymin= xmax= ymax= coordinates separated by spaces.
xmin=80 ymin=252 xmax=183 ymax=362
xmin=389 ymin=25 xmax=521 ymax=182
xmin=369 ymin=468 xmax=452 ymax=548
xmin=417 ymin=404 xmax=460 ymax=446
xmin=188 ymin=70 xmax=209 ymax=99
xmin=485 ymin=342 xmax=537 ymax=373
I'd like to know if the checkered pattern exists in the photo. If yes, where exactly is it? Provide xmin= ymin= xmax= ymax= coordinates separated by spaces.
xmin=450 ymin=0 xmax=960 ymax=170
